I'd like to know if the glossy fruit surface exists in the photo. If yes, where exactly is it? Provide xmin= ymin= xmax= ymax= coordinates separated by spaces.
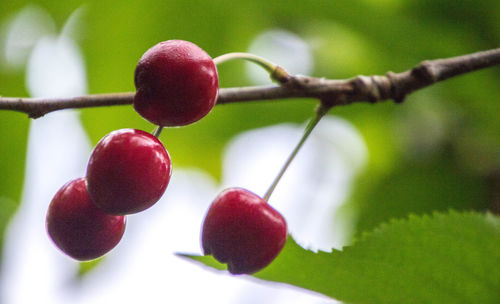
xmin=86 ymin=129 xmax=171 ymax=215
xmin=134 ymin=40 xmax=218 ymax=126
xmin=46 ymin=178 xmax=126 ymax=261
xmin=201 ymin=187 xmax=287 ymax=274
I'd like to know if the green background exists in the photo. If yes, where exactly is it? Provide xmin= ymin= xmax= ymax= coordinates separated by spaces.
xmin=0 ymin=0 xmax=499 ymax=302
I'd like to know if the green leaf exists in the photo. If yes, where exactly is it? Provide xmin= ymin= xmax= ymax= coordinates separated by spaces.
xmin=183 ymin=254 xmax=227 ymax=272
xmin=182 ymin=211 xmax=500 ymax=304
xmin=77 ymin=257 xmax=104 ymax=278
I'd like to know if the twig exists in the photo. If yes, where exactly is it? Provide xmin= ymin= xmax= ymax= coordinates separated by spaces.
xmin=1 ymin=48 xmax=499 ymax=119
xmin=0 ymin=92 xmax=133 ymax=119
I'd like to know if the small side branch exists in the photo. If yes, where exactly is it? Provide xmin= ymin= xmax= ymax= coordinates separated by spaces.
xmin=1 ymin=48 xmax=499 ymax=118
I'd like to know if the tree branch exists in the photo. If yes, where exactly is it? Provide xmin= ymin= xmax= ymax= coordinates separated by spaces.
xmin=1 ymin=48 xmax=499 ymax=118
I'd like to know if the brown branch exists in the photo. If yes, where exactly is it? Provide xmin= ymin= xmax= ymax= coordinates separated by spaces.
xmin=1 ymin=48 xmax=499 ymax=118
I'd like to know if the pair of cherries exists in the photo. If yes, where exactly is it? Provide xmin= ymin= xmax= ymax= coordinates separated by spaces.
xmin=46 ymin=128 xmax=171 ymax=260
xmin=46 ymin=40 xmax=287 ymax=274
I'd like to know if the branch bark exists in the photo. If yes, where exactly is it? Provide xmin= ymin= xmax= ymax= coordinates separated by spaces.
xmin=1 ymin=48 xmax=499 ymax=118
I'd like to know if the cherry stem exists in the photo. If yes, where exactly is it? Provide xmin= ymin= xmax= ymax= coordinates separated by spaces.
xmin=213 ymin=52 xmax=290 ymax=83
xmin=152 ymin=126 xmax=163 ymax=137
xmin=263 ymin=105 xmax=328 ymax=202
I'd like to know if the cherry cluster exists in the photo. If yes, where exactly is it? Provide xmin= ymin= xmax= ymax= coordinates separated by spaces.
xmin=46 ymin=40 xmax=287 ymax=274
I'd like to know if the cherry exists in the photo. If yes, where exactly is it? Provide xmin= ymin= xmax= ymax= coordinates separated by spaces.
xmin=86 ymin=129 xmax=171 ymax=215
xmin=201 ymin=187 xmax=287 ymax=274
xmin=133 ymin=40 xmax=219 ymax=126
xmin=46 ymin=178 xmax=126 ymax=261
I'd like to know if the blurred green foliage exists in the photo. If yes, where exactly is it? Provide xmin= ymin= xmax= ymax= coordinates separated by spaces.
xmin=0 ymin=113 xmax=27 ymax=260
xmin=0 ymin=0 xmax=499 ymax=300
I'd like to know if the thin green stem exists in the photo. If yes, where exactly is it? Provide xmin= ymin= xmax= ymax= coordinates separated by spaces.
xmin=152 ymin=126 xmax=164 ymax=138
xmin=263 ymin=105 xmax=328 ymax=202
xmin=214 ymin=52 xmax=276 ymax=71
xmin=213 ymin=52 xmax=290 ymax=83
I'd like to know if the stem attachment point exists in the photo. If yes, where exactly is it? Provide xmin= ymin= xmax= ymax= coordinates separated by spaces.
xmin=152 ymin=126 xmax=164 ymax=138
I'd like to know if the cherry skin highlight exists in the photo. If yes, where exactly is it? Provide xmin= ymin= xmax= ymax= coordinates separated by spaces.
xmin=134 ymin=40 xmax=219 ymax=126
xmin=46 ymin=178 xmax=126 ymax=261
xmin=86 ymin=129 xmax=171 ymax=215
xmin=201 ymin=187 xmax=287 ymax=274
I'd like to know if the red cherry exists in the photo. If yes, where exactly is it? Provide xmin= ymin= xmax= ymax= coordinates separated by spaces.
xmin=201 ymin=187 xmax=287 ymax=274
xmin=86 ymin=129 xmax=171 ymax=215
xmin=133 ymin=40 xmax=219 ymax=126
xmin=46 ymin=178 xmax=126 ymax=261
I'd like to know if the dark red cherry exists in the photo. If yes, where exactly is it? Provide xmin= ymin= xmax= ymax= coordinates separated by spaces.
xmin=201 ymin=187 xmax=287 ymax=274
xmin=133 ymin=40 xmax=219 ymax=126
xmin=86 ymin=129 xmax=171 ymax=215
xmin=46 ymin=178 xmax=126 ymax=261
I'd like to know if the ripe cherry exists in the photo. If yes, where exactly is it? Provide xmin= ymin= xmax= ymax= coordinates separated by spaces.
xmin=86 ymin=129 xmax=171 ymax=215
xmin=134 ymin=40 xmax=219 ymax=126
xmin=46 ymin=178 xmax=126 ymax=261
xmin=201 ymin=187 xmax=287 ymax=274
